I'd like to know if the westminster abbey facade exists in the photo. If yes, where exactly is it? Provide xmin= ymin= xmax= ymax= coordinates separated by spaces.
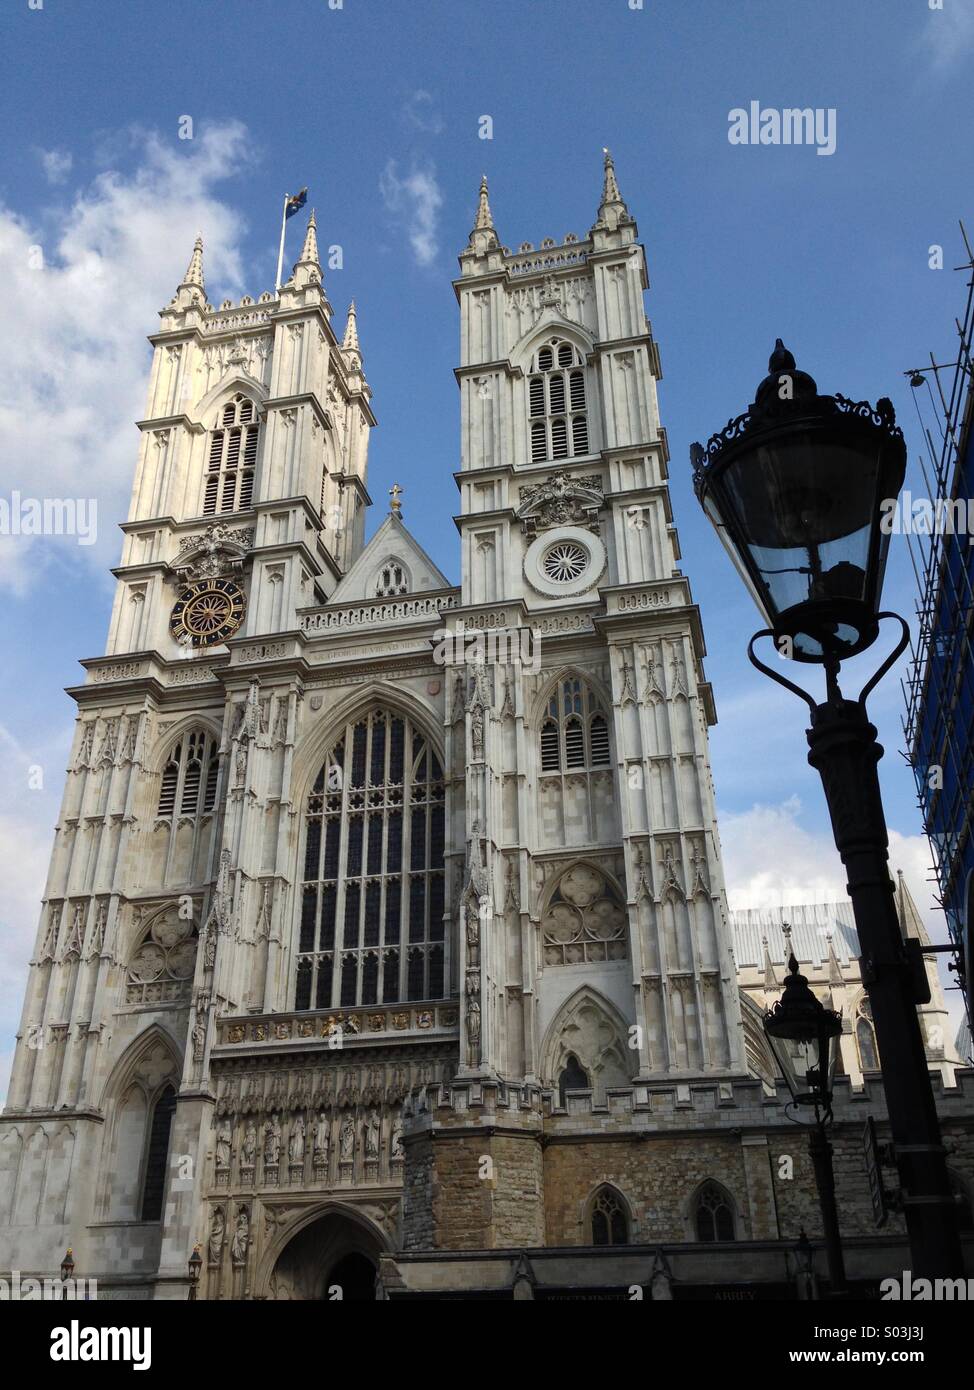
xmin=1 ymin=159 xmax=971 ymax=1300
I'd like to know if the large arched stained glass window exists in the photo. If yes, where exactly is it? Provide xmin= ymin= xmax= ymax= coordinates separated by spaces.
xmin=296 ymin=709 xmax=446 ymax=1010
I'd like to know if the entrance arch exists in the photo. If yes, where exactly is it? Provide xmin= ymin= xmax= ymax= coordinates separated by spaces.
xmin=266 ymin=1207 xmax=386 ymax=1301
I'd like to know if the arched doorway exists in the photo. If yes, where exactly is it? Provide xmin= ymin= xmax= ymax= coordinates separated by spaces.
xmin=267 ymin=1209 xmax=383 ymax=1301
xmin=327 ymin=1252 xmax=377 ymax=1301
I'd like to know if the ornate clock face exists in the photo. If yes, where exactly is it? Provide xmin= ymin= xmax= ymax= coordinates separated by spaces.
xmin=170 ymin=578 xmax=246 ymax=647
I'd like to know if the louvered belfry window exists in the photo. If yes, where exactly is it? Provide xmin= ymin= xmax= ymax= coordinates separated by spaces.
xmin=528 ymin=339 xmax=589 ymax=463
xmin=203 ymin=394 xmax=259 ymax=516
xmin=296 ymin=710 xmax=446 ymax=1010
xmin=157 ymin=731 xmax=219 ymax=818
xmin=539 ymin=677 xmax=612 ymax=773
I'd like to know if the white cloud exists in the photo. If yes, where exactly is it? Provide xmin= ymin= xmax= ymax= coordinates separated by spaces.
xmin=402 ymin=89 xmax=444 ymax=135
xmin=919 ymin=0 xmax=974 ymax=71
xmin=379 ymin=158 xmax=443 ymax=266
xmin=37 ymin=148 xmax=73 ymax=185
xmin=721 ymin=795 xmax=944 ymax=932
xmin=0 ymin=121 xmax=252 ymax=593
xmin=720 ymin=797 xmax=967 ymax=1048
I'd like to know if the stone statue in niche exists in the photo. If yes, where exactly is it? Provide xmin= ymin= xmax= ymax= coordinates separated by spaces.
xmin=208 ymin=1205 xmax=225 ymax=1265
xmin=215 ymin=1120 xmax=231 ymax=1170
xmin=470 ymin=705 xmax=484 ymax=759
xmin=339 ymin=1112 xmax=355 ymax=1161
xmin=264 ymin=1113 xmax=282 ymax=1166
xmin=242 ymin=1120 xmax=257 ymax=1168
xmin=289 ymin=1113 xmax=305 ymax=1165
xmin=231 ymin=1205 xmax=250 ymax=1264
xmin=365 ymin=1109 xmax=380 ymax=1159
xmin=313 ymin=1112 xmax=330 ymax=1165
xmin=390 ymin=1112 xmax=404 ymax=1160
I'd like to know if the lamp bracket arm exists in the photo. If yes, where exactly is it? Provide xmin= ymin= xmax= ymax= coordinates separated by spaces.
xmin=746 ymin=630 xmax=818 ymax=715
xmin=856 ymin=613 xmax=910 ymax=709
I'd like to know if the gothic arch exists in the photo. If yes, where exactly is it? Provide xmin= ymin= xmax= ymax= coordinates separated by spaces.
xmin=539 ymin=858 xmax=626 ymax=917
xmin=96 ymin=1021 xmax=182 ymax=1110
xmin=290 ymin=682 xmax=444 ymax=807
xmin=531 ymin=665 xmax=613 ymax=732
xmin=192 ymin=373 xmax=268 ymax=429
xmin=94 ymin=1025 xmax=182 ymax=1221
xmin=539 ymin=984 xmax=635 ymax=1101
xmin=148 ymin=715 xmax=223 ymax=774
xmin=253 ymin=1200 xmax=393 ymax=1301
xmin=368 ymin=553 xmax=413 ymax=597
xmin=685 ymin=1178 xmax=739 ymax=1243
xmin=511 ymin=318 xmax=595 ymax=372
xmin=581 ymin=1182 xmax=634 ymax=1246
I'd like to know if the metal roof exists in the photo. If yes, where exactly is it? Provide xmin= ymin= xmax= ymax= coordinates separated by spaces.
xmin=728 ymin=902 xmax=860 ymax=969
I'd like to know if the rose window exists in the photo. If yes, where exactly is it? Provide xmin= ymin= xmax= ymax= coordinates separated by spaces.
xmin=542 ymin=540 xmax=588 ymax=583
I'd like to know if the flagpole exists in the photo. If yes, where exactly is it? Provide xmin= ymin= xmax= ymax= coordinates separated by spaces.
xmin=275 ymin=194 xmax=289 ymax=293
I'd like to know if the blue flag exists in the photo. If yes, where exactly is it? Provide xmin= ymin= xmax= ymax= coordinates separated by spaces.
xmin=285 ymin=187 xmax=308 ymax=219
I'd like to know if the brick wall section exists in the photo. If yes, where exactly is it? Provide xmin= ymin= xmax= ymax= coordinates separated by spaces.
xmin=402 ymin=1118 xmax=545 ymax=1250
xmin=401 ymin=1133 xmax=435 ymax=1252
xmin=543 ymin=1135 xmax=749 ymax=1244
xmin=400 ymin=1075 xmax=974 ymax=1254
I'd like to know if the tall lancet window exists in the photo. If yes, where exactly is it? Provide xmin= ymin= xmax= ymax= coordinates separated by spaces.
xmin=528 ymin=338 xmax=589 ymax=463
xmin=203 ymin=394 xmax=260 ymax=516
xmin=296 ymin=710 xmax=446 ymax=1011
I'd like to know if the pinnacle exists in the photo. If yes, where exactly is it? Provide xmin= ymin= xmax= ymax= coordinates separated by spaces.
xmin=297 ymin=209 xmax=320 ymax=266
xmin=474 ymin=174 xmax=494 ymax=232
xmin=180 ymin=234 xmax=205 ymax=291
xmin=342 ymin=300 xmax=360 ymax=353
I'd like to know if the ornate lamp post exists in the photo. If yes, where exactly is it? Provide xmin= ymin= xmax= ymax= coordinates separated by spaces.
xmin=692 ymin=341 xmax=963 ymax=1279
xmin=764 ymin=956 xmax=845 ymax=1293
xmin=187 ymin=1243 xmax=203 ymax=1301
xmin=60 ymin=1247 xmax=75 ymax=1288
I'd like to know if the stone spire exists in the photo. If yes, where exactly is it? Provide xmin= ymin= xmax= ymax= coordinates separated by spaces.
xmin=466 ymin=174 xmax=499 ymax=254
xmin=343 ymin=300 xmax=360 ymax=352
xmin=342 ymin=300 xmax=362 ymax=373
xmin=180 ymin=234 xmax=205 ymax=292
xmin=281 ymin=208 xmax=331 ymax=314
xmin=297 ymin=208 xmax=319 ymax=267
xmin=592 ymin=147 xmax=633 ymax=233
xmin=761 ymin=936 xmax=779 ymax=991
xmin=164 ymin=233 xmax=208 ymax=316
xmin=894 ymin=869 xmax=933 ymax=948
xmin=474 ymin=175 xmax=494 ymax=232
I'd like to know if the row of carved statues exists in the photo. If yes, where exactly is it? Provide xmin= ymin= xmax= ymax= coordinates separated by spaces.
xmin=214 ymin=1106 xmax=404 ymax=1174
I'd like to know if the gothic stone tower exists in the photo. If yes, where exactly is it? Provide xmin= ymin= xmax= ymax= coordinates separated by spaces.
xmin=0 ymin=161 xmax=744 ymax=1298
xmin=400 ymin=157 xmax=745 ymax=1255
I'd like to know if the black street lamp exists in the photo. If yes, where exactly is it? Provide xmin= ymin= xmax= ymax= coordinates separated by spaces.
xmin=188 ymin=1243 xmax=203 ymax=1301
xmin=764 ymin=956 xmax=846 ymax=1293
xmin=693 ymin=342 xmax=964 ymax=1280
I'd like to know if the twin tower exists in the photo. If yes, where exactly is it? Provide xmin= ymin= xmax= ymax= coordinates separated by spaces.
xmin=0 ymin=156 xmax=745 ymax=1295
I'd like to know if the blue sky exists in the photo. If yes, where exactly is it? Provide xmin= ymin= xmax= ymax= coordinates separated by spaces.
xmin=1 ymin=0 xmax=972 ymax=1095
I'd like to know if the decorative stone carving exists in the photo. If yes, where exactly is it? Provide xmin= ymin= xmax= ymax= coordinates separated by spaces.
xmin=231 ymin=1205 xmax=250 ymax=1265
xmin=208 ymin=1206 xmax=225 ymax=1265
xmin=517 ymin=471 xmax=603 ymax=538
xmin=171 ymin=523 xmax=254 ymax=582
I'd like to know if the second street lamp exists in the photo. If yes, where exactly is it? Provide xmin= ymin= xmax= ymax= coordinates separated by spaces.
xmin=692 ymin=341 xmax=964 ymax=1279
xmin=764 ymin=955 xmax=845 ymax=1293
